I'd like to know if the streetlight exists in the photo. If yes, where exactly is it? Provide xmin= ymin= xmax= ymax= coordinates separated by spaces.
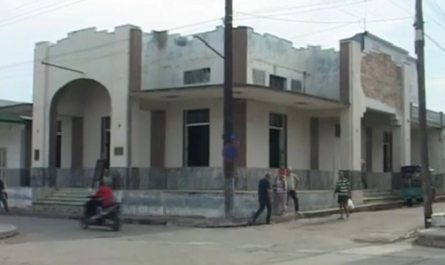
xmin=175 ymin=30 xmax=235 ymax=219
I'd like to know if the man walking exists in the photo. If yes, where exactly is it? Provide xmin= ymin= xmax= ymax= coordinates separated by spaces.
xmin=334 ymin=171 xmax=350 ymax=220
xmin=249 ymin=173 xmax=272 ymax=225
xmin=286 ymin=168 xmax=300 ymax=215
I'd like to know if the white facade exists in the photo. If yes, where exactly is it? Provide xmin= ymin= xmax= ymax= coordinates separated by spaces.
xmin=0 ymin=122 xmax=26 ymax=169
xmin=0 ymin=24 xmax=436 ymax=180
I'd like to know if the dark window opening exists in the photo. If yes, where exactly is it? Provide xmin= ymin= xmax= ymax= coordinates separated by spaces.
xmin=269 ymin=75 xmax=286 ymax=90
xmin=56 ymin=120 xmax=62 ymax=168
xmin=101 ymin=117 xmax=111 ymax=168
xmin=383 ymin=132 xmax=393 ymax=172
xmin=269 ymin=113 xmax=287 ymax=168
xmin=183 ymin=68 xmax=211 ymax=85
xmin=184 ymin=109 xmax=210 ymax=167
xmin=335 ymin=124 xmax=340 ymax=138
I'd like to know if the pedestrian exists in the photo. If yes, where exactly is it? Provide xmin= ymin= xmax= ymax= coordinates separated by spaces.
xmin=273 ymin=170 xmax=287 ymax=215
xmin=249 ymin=173 xmax=272 ymax=225
xmin=285 ymin=168 xmax=301 ymax=216
xmin=0 ymin=179 xmax=8 ymax=212
xmin=334 ymin=171 xmax=350 ymax=220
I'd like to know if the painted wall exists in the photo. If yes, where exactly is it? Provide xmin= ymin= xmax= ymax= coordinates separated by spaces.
xmin=246 ymin=29 xmax=340 ymax=100
xmin=140 ymin=27 xmax=341 ymax=102
xmin=0 ymin=123 xmax=25 ymax=169
xmin=411 ymin=128 xmax=445 ymax=172
xmin=141 ymin=27 xmax=224 ymax=90
xmin=32 ymin=25 xmax=136 ymax=169
xmin=114 ymin=189 xmax=364 ymax=219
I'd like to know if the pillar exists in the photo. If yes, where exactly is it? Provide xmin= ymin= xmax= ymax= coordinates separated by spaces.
xmin=339 ymin=108 xmax=362 ymax=170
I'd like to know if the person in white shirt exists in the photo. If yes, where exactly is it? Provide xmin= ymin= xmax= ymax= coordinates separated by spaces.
xmin=285 ymin=168 xmax=300 ymax=215
xmin=273 ymin=171 xmax=287 ymax=215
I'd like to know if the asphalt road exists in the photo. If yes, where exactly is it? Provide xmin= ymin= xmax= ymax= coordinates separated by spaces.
xmin=0 ymin=208 xmax=445 ymax=264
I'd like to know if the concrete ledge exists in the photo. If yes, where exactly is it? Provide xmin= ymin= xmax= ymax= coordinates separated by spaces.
xmin=414 ymin=228 xmax=445 ymax=248
xmin=0 ymin=209 xmax=295 ymax=228
xmin=0 ymin=224 xmax=18 ymax=239
xmin=3 ymin=195 xmax=444 ymax=228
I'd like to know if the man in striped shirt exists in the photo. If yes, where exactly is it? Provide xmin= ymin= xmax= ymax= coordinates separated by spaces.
xmin=334 ymin=171 xmax=350 ymax=219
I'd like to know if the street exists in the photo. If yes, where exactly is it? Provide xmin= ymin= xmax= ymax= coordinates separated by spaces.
xmin=0 ymin=205 xmax=445 ymax=264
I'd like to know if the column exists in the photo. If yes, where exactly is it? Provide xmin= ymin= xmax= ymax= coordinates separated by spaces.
xmin=392 ymin=118 xmax=410 ymax=170
xmin=339 ymin=107 xmax=361 ymax=171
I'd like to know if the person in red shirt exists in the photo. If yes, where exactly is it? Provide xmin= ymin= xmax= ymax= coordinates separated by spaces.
xmin=95 ymin=180 xmax=114 ymax=208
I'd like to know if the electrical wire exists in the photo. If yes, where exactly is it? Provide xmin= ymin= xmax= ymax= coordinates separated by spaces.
xmin=0 ymin=0 xmax=90 ymax=28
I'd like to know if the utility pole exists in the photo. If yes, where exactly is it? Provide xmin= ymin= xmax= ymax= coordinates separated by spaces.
xmin=223 ymin=0 xmax=235 ymax=219
xmin=415 ymin=0 xmax=433 ymax=228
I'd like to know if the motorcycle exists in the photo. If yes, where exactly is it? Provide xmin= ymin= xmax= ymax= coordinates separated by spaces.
xmin=80 ymin=195 xmax=122 ymax=231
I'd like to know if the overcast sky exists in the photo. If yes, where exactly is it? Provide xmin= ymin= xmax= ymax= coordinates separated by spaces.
xmin=0 ymin=0 xmax=444 ymax=111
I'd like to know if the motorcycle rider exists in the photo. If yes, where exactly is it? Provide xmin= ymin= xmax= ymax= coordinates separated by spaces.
xmin=95 ymin=180 xmax=114 ymax=212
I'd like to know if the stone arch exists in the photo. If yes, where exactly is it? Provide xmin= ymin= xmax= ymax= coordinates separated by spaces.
xmin=48 ymin=78 xmax=112 ymax=181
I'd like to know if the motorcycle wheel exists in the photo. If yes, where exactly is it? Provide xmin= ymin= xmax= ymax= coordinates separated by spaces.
xmin=110 ymin=216 xmax=121 ymax=231
xmin=80 ymin=217 xmax=89 ymax=230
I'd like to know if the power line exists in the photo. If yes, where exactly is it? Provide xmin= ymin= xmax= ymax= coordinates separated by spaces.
xmin=237 ymin=13 xmax=411 ymax=24
xmin=0 ymin=0 xmax=90 ymax=28
xmin=425 ymin=33 xmax=445 ymax=53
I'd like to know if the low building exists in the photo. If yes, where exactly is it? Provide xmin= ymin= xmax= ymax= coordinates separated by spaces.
xmin=0 ymin=25 xmax=443 ymax=190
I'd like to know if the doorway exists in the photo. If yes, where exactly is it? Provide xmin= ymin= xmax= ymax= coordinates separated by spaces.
xmin=101 ymin=117 xmax=111 ymax=168
xmin=0 ymin=149 xmax=6 ymax=182
xmin=56 ymin=120 xmax=62 ymax=168
xmin=383 ymin=132 xmax=393 ymax=172
xmin=269 ymin=113 xmax=287 ymax=168
xmin=184 ymin=109 xmax=210 ymax=167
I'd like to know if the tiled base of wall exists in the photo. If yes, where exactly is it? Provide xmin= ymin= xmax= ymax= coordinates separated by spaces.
xmin=24 ymin=167 xmax=414 ymax=191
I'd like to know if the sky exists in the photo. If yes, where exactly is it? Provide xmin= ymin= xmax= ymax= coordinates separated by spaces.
xmin=0 ymin=0 xmax=444 ymax=111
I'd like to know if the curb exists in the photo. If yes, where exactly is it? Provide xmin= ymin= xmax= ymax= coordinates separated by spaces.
xmin=0 ymin=224 xmax=18 ymax=240
xmin=353 ymin=229 xmax=419 ymax=244
xmin=414 ymin=228 xmax=445 ymax=248
xmin=0 ymin=210 xmax=295 ymax=228
xmin=2 ymin=196 xmax=444 ymax=228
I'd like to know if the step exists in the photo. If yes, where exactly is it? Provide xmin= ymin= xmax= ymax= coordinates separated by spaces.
xmin=52 ymin=190 xmax=91 ymax=196
xmin=363 ymin=190 xmax=394 ymax=197
xmin=38 ymin=197 xmax=88 ymax=203
xmin=363 ymin=196 xmax=400 ymax=204
xmin=34 ymin=200 xmax=85 ymax=206
xmin=46 ymin=195 xmax=90 ymax=200
xmin=47 ymin=192 xmax=91 ymax=198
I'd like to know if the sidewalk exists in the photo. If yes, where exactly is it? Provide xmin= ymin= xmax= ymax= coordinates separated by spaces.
xmin=2 ymin=197 xmax=444 ymax=228
xmin=290 ymin=202 xmax=445 ymax=244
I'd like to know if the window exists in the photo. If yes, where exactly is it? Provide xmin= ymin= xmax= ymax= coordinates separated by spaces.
xmin=252 ymin=69 xmax=266 ymax=86
xmin=184 ymin=109 xmax=210 ymax=167
xmin=269 ymin=113 xmax=287 ymax=168
xmin=183 ymin=68 xmax=211 ymax=85
xmin=101 ymin=117 xmax=111 ymax=168
xmin=335 ymin=124 xmax=340 ymax=138
xmin=269 ymin=75 xmax=286 ymax=90
xmin=56 ymin=120 xmax=62 ymax=168
xmin=291 ymin=79 xmax=302 ymax=92
xmin=383 ymin=132 xmax=393 ymax=172
xmin=269 ymin=113 xmax=285 ymax=128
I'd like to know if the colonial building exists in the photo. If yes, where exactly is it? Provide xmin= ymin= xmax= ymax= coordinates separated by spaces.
xmin=0 ymin=25 xmax=443 ymax=187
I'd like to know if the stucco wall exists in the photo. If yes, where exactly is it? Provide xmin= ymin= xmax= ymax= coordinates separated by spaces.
xmin=141 ymin=28 xmax=224 ymax=90
xmin=0 ymin=123 xmax=25 ymax=169
xmin=411 ymin=128 xmax=445 ymax=172
xmin=246 ymin=30 xmax=339 ymax=100
xmin=32 ymin=25 xmax=136 ymax=169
